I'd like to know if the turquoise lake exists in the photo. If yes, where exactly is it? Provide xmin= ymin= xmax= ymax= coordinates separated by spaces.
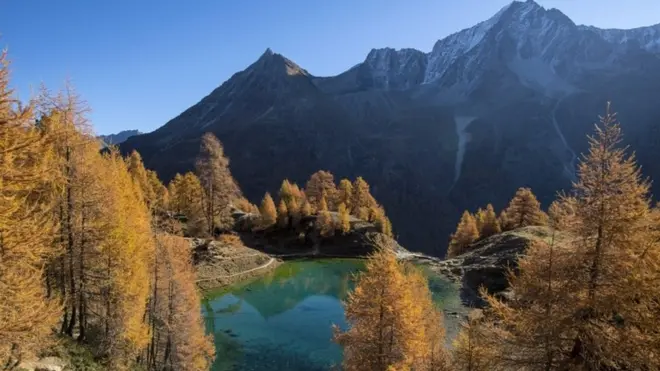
xmin=202 ymin=258 xmax=462 ymax=371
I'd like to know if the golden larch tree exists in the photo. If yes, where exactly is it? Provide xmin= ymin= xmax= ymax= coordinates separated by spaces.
xmin=554 ymin=104 xmax=660 ymax=369
xmin=168 ymin=172 xmax=207 ymax=236
xmin=338 ymin=178 xmax=353 ymax=210
xmin=305 ymin=170 xmax=337 ymax=211
xmin=277 ymin=199 xmax=289 ymax=228
xmin=144 ymin=235 xmax=215 ymax=370
xmin=337 ymin=202 xmax=351 ymax=234
xmin=404 ymin=266 xmax=451 ymax=371
xmin=451 ymin=317 xmax=501 ymax=371
xmin=0 ymin=52 xmax=60 ymax=367
xmin=259 ymin=192 xmax=277 ymax=227
xmin=301 ymin=199 xmax=313 ymax=218
xmin=316 ymin=193 xmax=334 ymax=236
xmin=478 ymin=204 xmax=501 ymax=239
xmin=502 ymin=187 xmax=548 ymax=229
xmin=195 ymin=132 xmax=241 ymax=235
xmin=447 ymin=211 xmax=480 ymax=258
xmin=351 ymin=177 xmax=378 ymax=220
xmin=333 ymin=248 xmax=426 ymax=370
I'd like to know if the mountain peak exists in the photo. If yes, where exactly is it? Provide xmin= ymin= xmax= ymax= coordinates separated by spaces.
xmin=250 ymin=48 xmax=310 ymax=77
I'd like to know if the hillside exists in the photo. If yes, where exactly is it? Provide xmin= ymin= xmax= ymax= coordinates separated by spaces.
xmin=120 ymin=0 xmax=660 ymax=256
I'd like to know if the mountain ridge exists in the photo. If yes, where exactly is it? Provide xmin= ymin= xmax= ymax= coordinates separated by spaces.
xmin=121 ymin=0 xmax=660 ymax=256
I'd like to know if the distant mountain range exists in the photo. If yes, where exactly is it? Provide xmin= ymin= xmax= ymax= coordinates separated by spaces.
xmin=121 ymin=0 xmax=660 ymax=256
xmin=99 ymin=130 xmax=142 ymax=146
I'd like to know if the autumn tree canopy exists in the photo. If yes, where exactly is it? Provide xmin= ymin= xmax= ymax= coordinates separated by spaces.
xmin=447 ymin=211 xmax=480 ymax=258
xmin=501 ymin=187 xmax=548 ymax=230
xmin=196 ymin=132 xmax=241 ymax=235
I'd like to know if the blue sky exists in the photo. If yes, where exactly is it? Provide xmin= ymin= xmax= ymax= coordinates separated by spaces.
xmin=2 ymin=0 xmax=659 ymax=135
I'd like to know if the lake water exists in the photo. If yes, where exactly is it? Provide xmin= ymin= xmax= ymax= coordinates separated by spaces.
xmin=202 ymin=258 xmax=462 ymax=371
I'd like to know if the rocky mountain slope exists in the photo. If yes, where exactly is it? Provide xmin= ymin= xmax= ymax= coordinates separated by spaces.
xmin=120 ymin=0 xmax=660 ymax=256
xmin=99 ymin=129 xmax=142 ymax=146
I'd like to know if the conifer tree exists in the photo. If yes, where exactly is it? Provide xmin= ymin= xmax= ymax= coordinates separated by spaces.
xmin=447 ymin=211 xmax=480 ymax=258
xmin=404 ymin=266 xmax=451 ymax=371
xmin=451 ymin=317 xmax=500 ymax=371
xmin=337 ymin=202 xmax=351 ymax=234
xmin=147 ymin=169 xmax=168 ymax=212
xmin=478 ymin=204 xmax=501 ymax=238
xmin=351 ymin=177 xmax=378 ymax=220
xmin=547 ymin=196 xmax=576 ymax=231
xmin=0 ymin=53 xmax=60 ymax=366
xmin=471 ymin=104 xmax=660 ymax=370
xmin=144 ymin=235 xmax=215 ymax=370
xmin=474 ymin=207 xmax=485 ymax=233
xmin=126 ymin=150 xmax=156 ymax=208
xmin=234 ymin=197 xmax=259 ymax=214
xmin=314 ymin=193 xmax=333 ymax=236
xmin=196 ymin=132 xmax=241 ymax=235
xmin=260 ymin=192 xmax=277 ymax=227
xmin=288 ymin=197 xmax=301 ymax=227
xmin=502 ymin=187 xmax=548 ymax=229
xmin=168 ymin=172 xmax=207 ymax=236
xmin=370 ymin=206 xmax=393 ymax=237
xmin=333 ymin=248 xmax=427 ymax=370
xmin=555 ymin=104 xmax=660 ymax=368
xmin=305 ymin=170 xmax=337 ymax=211
xmin=498 ymin=210 xmax=511 ymax=232
xmin=478 ymin=237 xmax=577 ymax=370
xmin=338 ymin=178 xmax=353 ymax=210
xmin=301 ymin=199 xmax=313 ymax=218
xmin=277 ymin=199 xmax=289 ymax=228
xmin=99 ymin=149 xmax=154 ymax=368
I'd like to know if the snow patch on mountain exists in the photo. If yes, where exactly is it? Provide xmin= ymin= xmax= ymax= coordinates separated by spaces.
xmin=580 ymin=24 xmax=660 ymax=53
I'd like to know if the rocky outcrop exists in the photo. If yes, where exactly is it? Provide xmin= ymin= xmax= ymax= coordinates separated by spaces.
xmin=233 ymin=211 xmax=406 ymax=258
xmin=410 ymin=226 xmax=563 ymax=307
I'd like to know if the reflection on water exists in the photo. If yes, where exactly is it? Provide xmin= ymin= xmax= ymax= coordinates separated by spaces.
xmin=202 ymin=258 xmax=461 ymax=371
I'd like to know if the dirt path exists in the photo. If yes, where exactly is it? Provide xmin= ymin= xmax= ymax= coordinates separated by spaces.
xmin=196 ymin=257 xmax=276 ymax=283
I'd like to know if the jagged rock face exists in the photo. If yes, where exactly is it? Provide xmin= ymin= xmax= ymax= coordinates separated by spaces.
xmin=121 ymin=0 xmax=660 ymax=257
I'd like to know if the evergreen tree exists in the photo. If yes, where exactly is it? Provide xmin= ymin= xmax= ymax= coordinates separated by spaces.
xmin=447 ymin=211 xmax=480 ymax=258
xmin=259 ymin=192 xmax=277 ymax=227
xmin=502 ymin=187 xmax=548 ymax=229
xmin=195 ymin=132 xmax=241 ymax=235
xmin=305 ymin=170 xmax=337 ymax=211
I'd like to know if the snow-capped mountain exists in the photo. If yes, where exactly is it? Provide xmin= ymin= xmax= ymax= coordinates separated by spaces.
xmin=121 ymin=0 xmax=660 ymax=256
